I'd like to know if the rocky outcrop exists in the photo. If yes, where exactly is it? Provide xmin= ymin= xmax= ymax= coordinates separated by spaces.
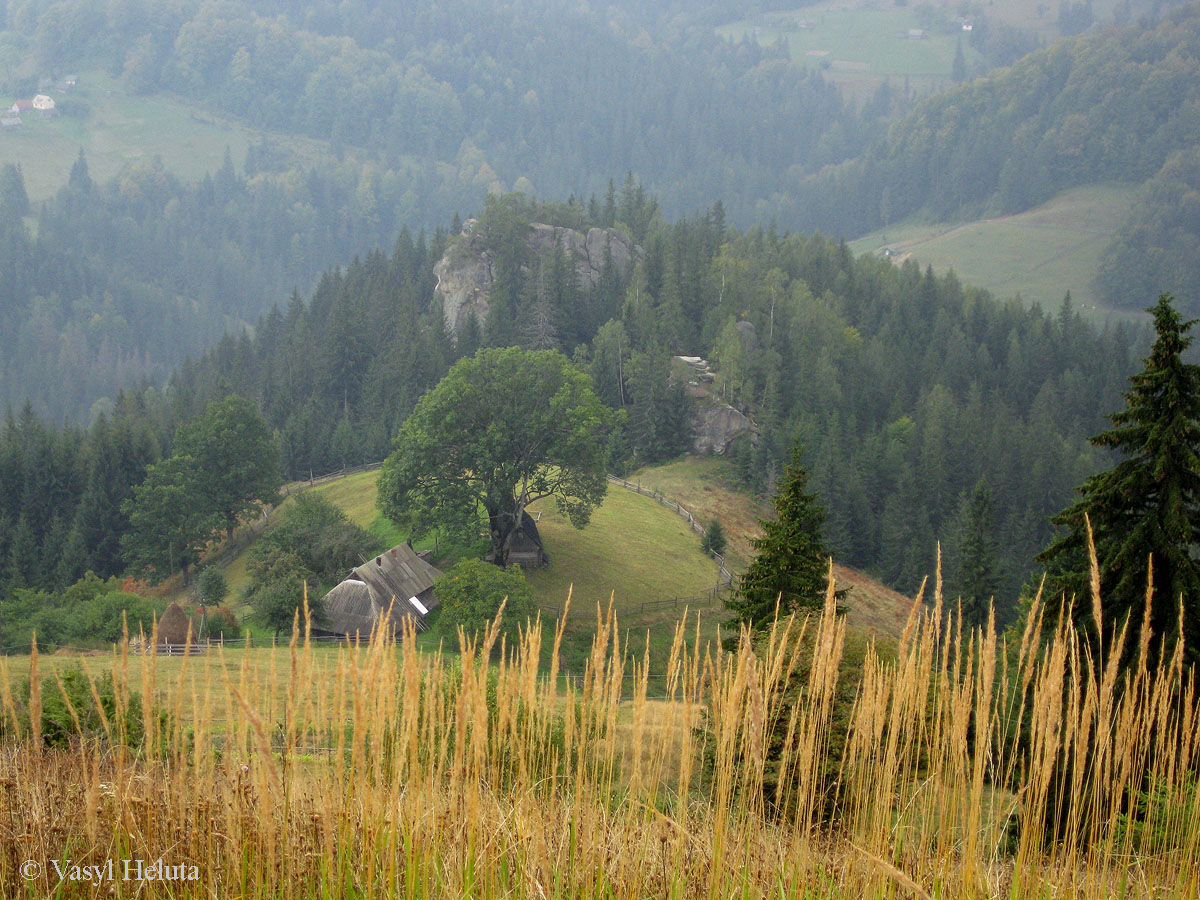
xmin=690 ymin=401 xmax=755 ymax=456
xmin=672 ymin=355 xmax=756 ymax=455
xmin=435 ymin=219 xmax=642 ymax=335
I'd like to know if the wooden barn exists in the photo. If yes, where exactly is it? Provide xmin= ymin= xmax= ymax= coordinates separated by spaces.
xmin=316 ymin=543 xmax=443 ymax=639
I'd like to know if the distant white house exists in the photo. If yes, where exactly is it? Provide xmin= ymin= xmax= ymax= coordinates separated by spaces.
xmin=31 ymin=94 xmax=55 ymax=111
xmin=10 ymin=99 xmax=32 ymax=114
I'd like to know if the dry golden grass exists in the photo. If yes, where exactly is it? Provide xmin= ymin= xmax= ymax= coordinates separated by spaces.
xmin=0 ymin=549 xmax=1198 ymax=899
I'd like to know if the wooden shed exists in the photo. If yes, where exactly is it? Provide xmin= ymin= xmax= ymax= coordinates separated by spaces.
xmin=488 ymin=510 xmax=548 ymax=568
xmin=316 ymin=543 xmax=443 ymax=639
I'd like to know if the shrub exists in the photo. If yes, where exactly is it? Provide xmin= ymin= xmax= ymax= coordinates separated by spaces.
xmin=434 ymin=558 xmax=536 ymax=643
xmin=5 ymin=667 xmax=153 ymax=749
xmin=196 ymin=566 xmax=229 ymax=606
xmin=251 ymin=492 xmax=373 ymax=582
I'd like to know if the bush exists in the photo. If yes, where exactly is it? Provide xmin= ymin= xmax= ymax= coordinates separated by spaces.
xmin=5 ymin=667 xmax=155 ymax=749
xmin=251 ymin=493 xmax=374 ymax=581
xmin=434 ymin=558 xmax=536 ymax=644
xmin=1116 ymin=777 xmax=1200 ymax=854
xmin=196 ymin=566 xmax=229 ymax=606
xmin=0 ymin=573 xmax=161 ymax=651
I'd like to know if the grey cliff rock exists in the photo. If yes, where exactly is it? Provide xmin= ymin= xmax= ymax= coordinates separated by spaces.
xmin=435 ymin=219 xmax=642 ymax=335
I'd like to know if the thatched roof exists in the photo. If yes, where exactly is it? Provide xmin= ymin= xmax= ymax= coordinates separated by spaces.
xmin=511 ymin=510 xmax=545 ymax=555
xmin=157 ymin=602 xmax=192 ymax=645
xmin=489 ymin=510 xmax=547 ymax=565
xmin=321 ymin=579 xmax=381 ymax=638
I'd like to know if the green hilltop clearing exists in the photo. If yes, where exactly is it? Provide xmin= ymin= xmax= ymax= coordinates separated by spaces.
xmin=202 ymin=465 xmax=728 ymax=667
xmin=716 ymin=2 xmax=982 ymax=99
xmin=0 ymin=71 xmax=336 ymax=203
xmin=848 ymin=184 xmax=1140 ymax=318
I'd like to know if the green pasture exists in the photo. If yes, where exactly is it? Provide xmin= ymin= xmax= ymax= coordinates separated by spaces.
xmin=0 ymin=71 xmax=334 ymax=202
xmin=849 ymin=184 xmax=1139 ymax=318
xmin=717 ymin=3 xmax=981 ymax=98
xmin=201 ymin=467 xmax=728 ymax=671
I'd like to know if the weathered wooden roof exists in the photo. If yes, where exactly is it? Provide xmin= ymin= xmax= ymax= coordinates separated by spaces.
xmin=510 ymin=510 xmax=546 ymax=554
xmin=321 ymin=579 xmax=380 ymax=638
xmin=351 ymin=544 xmax=442 ymax=611
xmin=319 ymin=544 xmax=443 ymax=637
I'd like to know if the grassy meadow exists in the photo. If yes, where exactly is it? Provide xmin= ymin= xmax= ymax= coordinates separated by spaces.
xmin=196 ymin=466 xmax=728 ymax=671
xmin=632 ymin=457 xmax=913 ymax=638
xmin=2 ymin=559 xmax=1198 ymax=899
xmin=849 ymin=184 xmax=1139 ymax=318
xmin=0 ymin=71 xmax=336 ymax=202
xmin=716 ymin=2 xmax=982 ymax=100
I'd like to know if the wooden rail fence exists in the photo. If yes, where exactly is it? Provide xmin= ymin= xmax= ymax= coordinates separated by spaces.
xmin=605 ymin=475 xmax=734 ymax=586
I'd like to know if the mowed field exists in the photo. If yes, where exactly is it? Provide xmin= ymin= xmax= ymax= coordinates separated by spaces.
xmin=0 ymin=71 xmax=336 ymax=202
xmin=716 ymin=1 xmax=981 ymax=100
xmin=849 ymin=184 xmax=1140 ymax=318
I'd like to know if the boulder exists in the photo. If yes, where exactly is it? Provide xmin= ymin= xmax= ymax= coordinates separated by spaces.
xmin=691 ymin=401 xmax=755 ymax=456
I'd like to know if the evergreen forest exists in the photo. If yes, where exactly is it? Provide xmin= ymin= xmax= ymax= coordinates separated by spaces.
xmin=0 ymin=187 xmax=1146 ymax=638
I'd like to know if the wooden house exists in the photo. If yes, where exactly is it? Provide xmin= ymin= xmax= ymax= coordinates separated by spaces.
xmin=316 ymin=543 xmax=443 ymax=639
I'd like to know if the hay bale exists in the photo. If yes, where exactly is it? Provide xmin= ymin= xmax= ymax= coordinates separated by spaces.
xmin=156 ymin=602 xmax=192 ymax=645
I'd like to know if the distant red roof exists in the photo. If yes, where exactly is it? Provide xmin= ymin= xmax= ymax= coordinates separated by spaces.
xmin=11 ymin=100 xmax=32 ymax=112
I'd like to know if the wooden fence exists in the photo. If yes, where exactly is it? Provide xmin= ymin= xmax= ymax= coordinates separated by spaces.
xmin=605 ymin=475 xmax=734 ymax=586
xmin=142 ymin=638 xmax=225 ymax=656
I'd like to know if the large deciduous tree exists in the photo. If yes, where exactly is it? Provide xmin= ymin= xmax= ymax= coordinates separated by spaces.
xmin=120 ymin=455 xmax=218 ymax=584
xmin=378 ymin=348 xmax=615 ymax=567
xmin=1038 ymin=293 xmax=1200 ymax=667
xmin=121 ymin=395 xmax=279 ymax=583
xmin=174 ymin=395 xmax=281 ymax=538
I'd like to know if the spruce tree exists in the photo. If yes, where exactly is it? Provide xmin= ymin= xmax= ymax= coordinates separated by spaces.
xmin=1038 ymin=293 xmax=1200 ymax=666
xmin=729 ymin=445 xmax=844 ymax=628
xmin=951 ymin=37 xmax=967 ymax=83
xmin=956 ymin=479 xmax=998 ymax=629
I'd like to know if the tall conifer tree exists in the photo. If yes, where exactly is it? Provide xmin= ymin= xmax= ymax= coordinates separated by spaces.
xmin=1038 ymin=294 xmax=1200 ymax=665
xmin=729 ymin=445 xmax=844 ymax=628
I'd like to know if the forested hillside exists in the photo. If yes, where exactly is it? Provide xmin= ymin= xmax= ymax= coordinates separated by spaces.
xmin=0 ymin=0 xmax=893 ymax=226
xmin=791 ymin=4 xmax=1200 ymax=311
xmin=0 ymin=154 xmax=422 ymax=420
xmin=5 ymin=2 xmax=1198 ymax=421
xmin=167 ymin=191 xmax=1142 ymax=615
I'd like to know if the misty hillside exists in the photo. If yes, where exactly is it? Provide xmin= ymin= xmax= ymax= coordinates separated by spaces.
xmin=791 ymin=4 xmax=1200 ymax=311
xmin=0 ymin=0 xmax=891 ymax=227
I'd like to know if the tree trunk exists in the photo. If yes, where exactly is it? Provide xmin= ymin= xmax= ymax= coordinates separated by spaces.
xmin=488 ymin=506 xmax=519 ymax=567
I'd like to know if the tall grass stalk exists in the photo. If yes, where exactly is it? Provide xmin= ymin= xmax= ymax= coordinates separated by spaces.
xmin=0 ymin=556 xmax=1197 ymax=898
